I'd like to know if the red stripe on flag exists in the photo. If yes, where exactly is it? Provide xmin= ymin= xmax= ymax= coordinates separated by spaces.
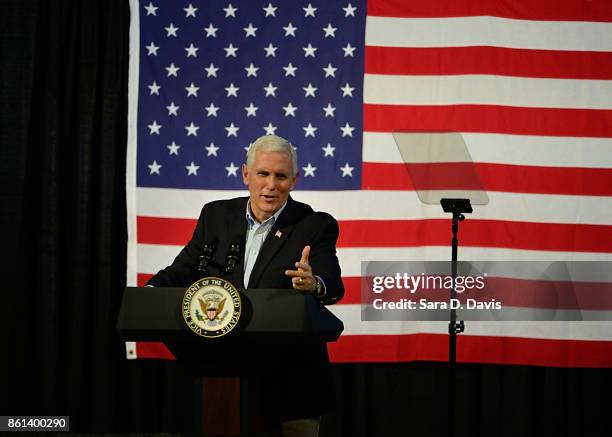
xmin=135 ymin=342 xmax=176 ymax=360
xmin=393 ymin=162 xmax=484 ymax=191
xmin=341 ymin=277 xmax=612 ymax=310
xmin=362 ymin=162 xmax=612 ymax=196
xmin=480 ymin=277 xmax=612 ymax=310
xmin=138 ymin=216 xmax=195 ymax=246
xmin=365 ymin=46 xmax=612 ymax=79
xmin=367 ymin=0 xmax=612 ymax=22
xmin=137 ymin=216 xmax=612 ymax=252
xmin=337 ymin=219 xmax=612 ymax=253
xmin=130 ymin=336 xmax=612 ymax=367
xmin=137 ymin=273 xmax=612 ymax=310
xmin=328 ymin=334 xmax=612 ymax=367
xmin=137 ymin=273 xmax=154 ymax=287
xmin=364 ymin=104 xmax=612 ymax=138
xmin=329 ymin=333 xmax=449 ymax=362
xmin=341 ymin=277 xmax=361 ymax=304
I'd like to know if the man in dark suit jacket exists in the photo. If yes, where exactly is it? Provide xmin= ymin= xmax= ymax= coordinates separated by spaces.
xmin=147 ymin=135 xmax=344 ymax=435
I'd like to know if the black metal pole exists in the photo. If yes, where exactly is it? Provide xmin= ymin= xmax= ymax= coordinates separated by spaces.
xmin=439 ymin=198 xmax=471 ymax=437
xmin=448 ymin=211 xmax=462 ymax=437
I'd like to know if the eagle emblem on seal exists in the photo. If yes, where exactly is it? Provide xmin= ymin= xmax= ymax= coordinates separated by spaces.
xmin=199 ymin=296 xmax=227 ymax=321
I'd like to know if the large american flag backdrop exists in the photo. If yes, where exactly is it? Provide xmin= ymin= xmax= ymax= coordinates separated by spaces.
xmin=126 ymin=0 xmax=612 ymax=366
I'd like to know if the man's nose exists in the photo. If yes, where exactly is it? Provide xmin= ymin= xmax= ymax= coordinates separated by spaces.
xmin=264 ymin=175 xmax=277 ymax=190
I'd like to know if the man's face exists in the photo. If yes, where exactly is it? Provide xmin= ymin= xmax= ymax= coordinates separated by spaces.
xmin=242 ymin=150 xmax=297 ymax=222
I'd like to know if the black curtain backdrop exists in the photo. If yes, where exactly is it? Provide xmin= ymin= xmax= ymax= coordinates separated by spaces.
xmin=1 ymin=1 xmax=611 ymax=436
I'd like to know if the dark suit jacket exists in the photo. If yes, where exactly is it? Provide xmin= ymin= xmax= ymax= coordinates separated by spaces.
xmin=148 ymin=195 xmax=344 ymax=421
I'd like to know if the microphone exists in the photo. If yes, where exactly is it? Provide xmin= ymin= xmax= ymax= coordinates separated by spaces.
xmin=222 ymin=237 xmax=242 ymax=276
xmin=198 ymin=240 xmax=217 ymax=273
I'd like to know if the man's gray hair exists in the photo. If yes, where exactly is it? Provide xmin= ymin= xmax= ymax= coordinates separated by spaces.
xmin=246 ymin=135 xmax=298 ymax=175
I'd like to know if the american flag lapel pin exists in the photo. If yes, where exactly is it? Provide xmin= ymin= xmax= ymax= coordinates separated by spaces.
xmin=275 ymin=230 xmax=282 ymax=238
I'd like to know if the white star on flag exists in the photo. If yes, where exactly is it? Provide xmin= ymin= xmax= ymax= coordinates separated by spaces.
xmin=165 ymin=63 xmax=180 ymax=77
xmin=205 ymin=142 xmax=219 ymax=156
xmin=322 ymin=143 xmax=335 ymax=157
xmin=263 ymin=3 xmax=277 ymax=16
xmin=244 ymin=24 xmax=258 ymax=37
xmin=340 ymin=122 xmax=354 ymax=137
xmin=343 ymin=3 xmax=357 ymax=17
xmin=283 ymin=23 xmax=297 ymax=37
xmin=225 ymin=162 xmax=239 ymax=176
xmin=185 ymin=82 xmax=199 ymax=97
xmin=303 ymin=123 xmax=317 ymax=137
xmin=245 ymin=63 xmax=259 ymax=77
xmin=224 ymin=44 xmax=238 ymax=57
xmin=323 ymin=64 xmax=337 ymax=77
xmin=165 ymin=23 xmax=179 ymax=37
xmin=205 ymin=63 xmax=218 ymax=77
xmin=322 ymin=103 xmax=336 ymax=117
xmin=342 ymin=43 xmax=356 ymax=57
xmin=263 ymin=122 xmax=277 ymax=135
xmin=244 ymin=103 xmax=258 ymax=117
xmin=303 ymin=83 xmax=317 ymax=97
xmin=166 ymin=102 xmax=179 ymax=116
xmin=148 ymin=160 xmax=162 ymax=174
xmin=148 ymin=120 xmax=162 ymax=134
xmin=303 ymin=4 xmax=317 ymax=17
xmin=341 ymin=83 xmax=355 ymax=97
xmin=302 ymin=163 xmax=317 ymax=177
xmin=145 ymin=42 xmax=159 ymax=56
xmin=340 ymin=163 xmax=354 ymax=177
xmin=225 ymin=83 xmax=239 ymax=97
xmin=186 ymin=161 xmax=200 ymax=175
xmin=224 ymin=4 xmax=238 ymax=18
xmin=225 ymin=122 xmax=240 ymax=137
xmin=143 ymin=2 xmax=158 ymax=16
xmin=184 ymin=4 xmax=198 ymax=18
xmin=264 ymin=43 xmax=278 ymax=57
xmin=204 ymin=24 xmax=218 ymax=38
xmin=167 ymin=141 xmax=180 ymax=155
xmin=283 ymin=63 xmax=297 ymax=77
xmin=185 ymin=122 xmax=199 ymax=136
xmin=148 ymin=81 xmax=160 ymax=95
xmin=264 ymin=83 xmax=277 ymax=96
xmin=185 ymin=43 xmax=199 ymax=57
xmin=303 ymin=43 xmax=317 ymax=57
xmin=283 ymin=102 xmax=298 ymax=117
xmin=323 ymin=24 xmax=337 ymax=37
xmin=205 ymin=102 xmax=219 ymax=117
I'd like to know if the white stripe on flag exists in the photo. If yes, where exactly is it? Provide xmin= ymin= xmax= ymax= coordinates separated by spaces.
xmin=363 ymin=132 xmax=612 ymax=168
xmin=136 ymin=187 xmax=612 ymax=225
xmin=364 ymin=74 xmax=612 ymax=109
xmin=136 ymin=243 xmax=612 ymax=278
xmin=365 ymin=16 xmax=612 ymax=51
xmin=331 ymin=305 xmax=612 ymax=340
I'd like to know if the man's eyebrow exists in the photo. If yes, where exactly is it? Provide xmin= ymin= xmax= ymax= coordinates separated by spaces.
xmin=256 ymin=169 xmax=288 ymax=177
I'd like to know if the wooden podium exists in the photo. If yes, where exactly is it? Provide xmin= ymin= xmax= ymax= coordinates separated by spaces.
xmin=117 ymin=287 xmax=344 ymax=435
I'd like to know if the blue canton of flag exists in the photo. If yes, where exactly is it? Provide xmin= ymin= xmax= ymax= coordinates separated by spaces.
xmin=137 ymin=0 xmax=365 ymax=190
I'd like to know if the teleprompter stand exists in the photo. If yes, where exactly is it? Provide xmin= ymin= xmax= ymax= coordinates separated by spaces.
xmin=440 ymin=198 xmax=472 ymax=365
xmin=441 ymin=198 xmax=471 ymax=437
xmin=392 ymin=131 xmax=489 ymax=437
xmin=117 ymin=287 xmax=343 ymax=436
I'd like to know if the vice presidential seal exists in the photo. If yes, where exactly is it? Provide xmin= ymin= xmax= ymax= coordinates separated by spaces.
xmin=182 ymin=277 xmax=242 ymax=338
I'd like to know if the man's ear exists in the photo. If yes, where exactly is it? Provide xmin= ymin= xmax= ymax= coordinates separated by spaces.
xmin=242 ymin=163 xmax=249 ymax=185
xmin=289 ymin=171 xmax=299 ymax=191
